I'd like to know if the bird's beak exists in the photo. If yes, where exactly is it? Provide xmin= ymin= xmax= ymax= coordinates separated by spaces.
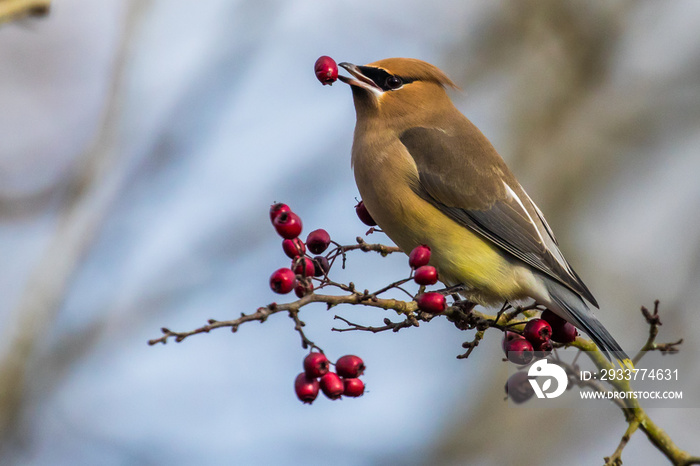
xmin=338 ymin=62 xmax=382 ymax=94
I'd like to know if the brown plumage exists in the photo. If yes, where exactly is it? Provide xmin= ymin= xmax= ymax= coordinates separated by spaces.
xmin=338 ymin=57 xmax=629 ymax=364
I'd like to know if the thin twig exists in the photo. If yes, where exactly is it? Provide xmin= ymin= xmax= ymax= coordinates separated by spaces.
xmin=632 ymin=300 xmax=684 ymax=365
xmin=605 ymin=420 xmax=640 ymax=466
xmin=148 ymin=292 xmax=418 ymax=345
xmin=332 ymin=315 xmax=418 ymax=333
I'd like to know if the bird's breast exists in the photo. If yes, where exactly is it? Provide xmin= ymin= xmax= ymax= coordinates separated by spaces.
xmin=351 ymin=130 xmax=535 ymax=305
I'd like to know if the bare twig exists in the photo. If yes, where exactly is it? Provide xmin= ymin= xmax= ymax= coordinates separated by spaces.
xmin=632 ymin=300 xmax=684 ymax=365
xmin=332 ymin=315 xmax=418 ymax=333
xmin=148 ymin=292 xmax=418 ymax=346
xmin=604 ymin=419 xmax=640 ymax=466
xmin=370 ymin=277 xmax=413 ymax=298
xmin=288 ymin=309 xmax=320 ymax=351
xmin=457 ymin=329 xmax=485 ymax=359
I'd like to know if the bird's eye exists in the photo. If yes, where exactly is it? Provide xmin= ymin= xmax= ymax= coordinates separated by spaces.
xmin=385 ymin=75 xmax=402 ymax=90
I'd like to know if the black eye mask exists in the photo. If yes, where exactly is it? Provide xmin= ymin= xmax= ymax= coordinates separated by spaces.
xmin=356 ymin=65 xmax=415 ymax=91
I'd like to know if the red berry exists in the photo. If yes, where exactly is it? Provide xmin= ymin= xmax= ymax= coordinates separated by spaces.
xmin=282 ymin=238 xmax=306 ymax=258
xmin=292 ymin=256 xmax=315 ymax=277
xmin=343 ymin=378 xmax=365 ymax=397
xmin=541 ymin=309 xmax=578 ymax=343
xmin=335 ymin=355 xmax=365 ymax=378
xmin=505 ymin=371 xmax=535 ymax=404
xmin=416 ymin=292 xmax=446 ymax=314
xmin=319 ymin=372 xmax=344 ymax=399
xmin=552 ymin=322 xmax=578 ymax=344
xmin=534 ymin=340 xmax=553 ymax=358
xmin=273 ymin=211 xmax=303 ymax=239
xmin=294 ymin=279 xmax=314 ymax=298
xmin=295 ymin=373 xmax=320 ymax=404
xmin=303 ymin=352 xmax=329 ymax=378
xmin=408 ymin=245 xmax=431 ymax=269
xmin=314 ymin=56 xmax=338 ymax=85
xmin=270 ymin=203 xmax=290 ymax=223
xmin=312 ymin=256 xmax=330 ymax=277
xmin=505 ymin=338 xmax=534 ymax=365
xmin=414 ymin=265 xmax=438 ymax=285
xmin=355 ymin=200 xmax=377 ymax=226
xmin=502 ymin=331 xmax=526 ymax=352
xmin=306 ymin=229 xmax=331 ymax=254
xmin=269 ymin=268 xmax=297 ymax=294
xmin=523 ymin=319 xmax=552 ymax=346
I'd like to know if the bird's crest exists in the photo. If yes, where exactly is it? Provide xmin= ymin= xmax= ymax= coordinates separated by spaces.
xmin=367 ymin=58 xmax=458 ymax=90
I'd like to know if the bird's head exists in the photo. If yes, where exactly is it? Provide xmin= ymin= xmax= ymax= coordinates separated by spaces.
xmin=338 ymin=58 xmax=458 ymax=122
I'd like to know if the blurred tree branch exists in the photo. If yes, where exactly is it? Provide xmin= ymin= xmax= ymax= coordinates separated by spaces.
xmin=0 ymin=0 xmax=148 ymax=452
xmin=0 ymin=0 xmax=50 ymax=24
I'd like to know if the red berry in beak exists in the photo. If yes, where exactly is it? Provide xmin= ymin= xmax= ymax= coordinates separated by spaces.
xmin=343 ymin=378 xmax=365 ymax=397
xmin=282 ymin=238 xmax=306 ymax=258
xmin=408 ymin=245 xmax=431 ymax=269
xmin=306 ymin=229 xmax=331 ymax=254
xmin=314 ymin=56 xmax=338 ymax=85
xmin=270 ymin=203 xmax=290 ymax=223
xmin=303 ymin=352 xmax=330 ymax=378
xmin=414 ymin=265 xmax=438 ymax=285
xmin=294 ymin=373 xmax=320 ymax=404
xmin=273 ymin=211 xmax=303 ymax=239
xmin=269 ymin=268 xmax=297 ymax=294
xmin=416 ymin=292 xmax=446 ymax=314
xmin=319 ymin=372 xmax=344 ymax=399
xmin=355 ymin=200 xmax=377 ymax=226
xmin=335 ymin=355 xmax=365 ymax=378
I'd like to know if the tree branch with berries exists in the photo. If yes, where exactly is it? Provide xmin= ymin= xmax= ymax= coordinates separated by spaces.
xmin=148 ymin=200 xmax=698 ymax=465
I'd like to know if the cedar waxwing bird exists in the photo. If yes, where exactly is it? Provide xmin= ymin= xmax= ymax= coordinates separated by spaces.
xmin=338 ymin=58 xmax=630 ymax=365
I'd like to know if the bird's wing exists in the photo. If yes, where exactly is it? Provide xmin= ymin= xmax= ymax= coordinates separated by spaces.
xmin=399 ymin=125 xmax=598 ymax=307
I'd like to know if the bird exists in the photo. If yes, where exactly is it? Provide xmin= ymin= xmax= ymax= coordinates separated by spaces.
xmin=337 ymin=57 xmax=630 ymax=366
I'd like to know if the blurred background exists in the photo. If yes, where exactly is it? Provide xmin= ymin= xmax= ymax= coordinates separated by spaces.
xmin=1 ymin=0 xmax=699 ymax=464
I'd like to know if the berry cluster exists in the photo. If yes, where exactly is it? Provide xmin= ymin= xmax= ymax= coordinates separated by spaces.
xmin=408 ymin=245 xmax=447 ymax=314
xmin=502 ymin=310 xmax=578 ymax=366
xmin=269 ymin=201 xmax=451 ymax=404
xmin=295 ymin=353 xmax=366 ymax=404
xmin=269 ymin=203 xmax=332 ymax=297
xmin=503 ymin=310 xmax=578 ymax=403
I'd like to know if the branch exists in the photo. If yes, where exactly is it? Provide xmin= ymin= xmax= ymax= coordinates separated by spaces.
xmin=457 ymin=329 xmax=484 ymax=359
xmin=332 ymin=315 xmax=419 ymax=333
xmin=632 ymin=300 xmax=683 ymax=365
xmin=148 ymin=292 xmax=417 ymax=346
xmin=0 ymin=0 xmax=50 ymax=24
xmin=327 ymin=236 xmax=401 ymax=270
xmin=149 ymin=238 xmax=695 ymax=466
xmin=604 ymin=419 xmax=640 ymax=466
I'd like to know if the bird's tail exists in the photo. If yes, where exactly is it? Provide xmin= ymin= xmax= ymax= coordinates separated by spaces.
xmin=544 ymin=279 xmax=632 ymax=369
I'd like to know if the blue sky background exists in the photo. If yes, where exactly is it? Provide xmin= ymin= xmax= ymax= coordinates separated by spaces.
xmin=1 ymin=1 xmax=699 ymax=465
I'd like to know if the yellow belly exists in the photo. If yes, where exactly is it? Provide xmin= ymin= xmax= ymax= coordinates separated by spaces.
xmin=353 ymin=143 xmax=532 ymax=305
